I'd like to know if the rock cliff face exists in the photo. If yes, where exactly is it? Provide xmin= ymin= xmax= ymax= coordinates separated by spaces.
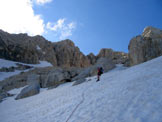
xmin=87 ymin=53 xmax=97 ymax=65
xmin=97 ymin=48 xmax=128 ymax=65
xmin=0 ymin=30 xmax=91 ymax=68
xmin=53 ymin=39 xmax=91 ymax=68
xmin=0 ymin=30 xmax=57 ymax=65
xmin=128 ymin=26 xmax=162 ymax=66
xmin=0 ymin=29 xmax=128 ymax=68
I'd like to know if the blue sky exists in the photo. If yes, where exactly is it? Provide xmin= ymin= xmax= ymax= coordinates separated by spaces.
xmin=0 ymin=0 xmax=162 ymax=55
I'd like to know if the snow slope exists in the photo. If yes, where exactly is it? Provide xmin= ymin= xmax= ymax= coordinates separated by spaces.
xmin=0 ymin=56 xmax=162 ymax=122
xmin=0 ymin=58 xmax=52 ymax=81
xmin=0 ymin=58 xmax=52 ymax=69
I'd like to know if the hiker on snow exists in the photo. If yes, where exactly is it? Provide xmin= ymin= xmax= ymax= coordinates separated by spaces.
xmin=97 ymin=67 xmax=103 ymax=82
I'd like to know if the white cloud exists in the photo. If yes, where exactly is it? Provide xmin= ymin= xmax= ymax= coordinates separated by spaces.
xmin=46 ymin=19 xmax=76 ymax=40
xmin=0 ymin=0 xmax=75 ymax=39
xmin=35 ymin=0 xmax=52 ymax=5
xmin=0 ymin=0 xmax=44 ymax=36
xmin=47 ymin=19 xmax=65 ymax=31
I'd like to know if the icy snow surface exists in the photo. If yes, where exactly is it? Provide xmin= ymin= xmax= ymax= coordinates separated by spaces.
xmin=0 ymin=59 xmax=52 ymax=81
xmin=1 ymin=56 xmax=162 ymax=122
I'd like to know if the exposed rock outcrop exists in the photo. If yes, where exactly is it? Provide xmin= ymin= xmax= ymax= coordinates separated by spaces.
xmin=0 ymin=72 xmax=29 ymax=92
xmin=128 ymin=26 xmax=162 ymax=66
xmin=40 ymin=68 xmax=71 ymax=88
xmin=87 ymin=53 xmax=97 ymax=65
xmin=53 ymin=39 xmax=91 ymax=68
xmin=15 ymin=74 xmax=40 ymax=100
xmin=0 ymin=29 xmax=128 ymax=68
xmin=0 ymin=57 xmax=115 ymax=93
xmin=97 ymin=48 xmax=128 ymax=65
xmin=0 ymin=67 xmax=81 ymax=92
xmin=0 ymin=30 xmax=92 ymax=68
xmin=0 ymin=30 xmax=57 ymax=65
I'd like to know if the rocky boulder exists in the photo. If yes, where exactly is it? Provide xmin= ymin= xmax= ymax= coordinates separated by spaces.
xmin=0 ymin=66 xmax=81 ymax=93
xmin=15 ymin=74 xmax=40 ymax=100
xmin=27 ymin=74 xmax=40 ymax=85
xmin=0 ymin=72 xmax=29 ymax=92
xmin=40 ymin=68 xmax=71 ymax=88
xmin=15 ymin=84 xmax=40 ymax=100
xmin=128 ymin=26 xmax=162 ymax=66
xmin=39 ymin=67 xmax=82 ymax=88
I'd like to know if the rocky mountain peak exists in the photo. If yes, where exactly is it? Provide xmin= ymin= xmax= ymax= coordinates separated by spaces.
xmin=0 ymin=29 xmax=57 ymax=65
xmin=53 ymin=39 xmax=91 ymax=68
xmin=97 ymin=48 xmax=114 ymax=58
xmin=53 ymin=39 xmax=75 ymax=48
xmin=129 ymin=26 xmax=162 ymax=66
xmin=142 ymin=26 xmax=162 ymax=38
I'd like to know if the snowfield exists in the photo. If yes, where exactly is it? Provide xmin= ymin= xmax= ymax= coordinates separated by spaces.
xmin=0 ymin=58 xmax=53 ymax=69
xmin=0 ymin=58 xmax=52 ymax=81
xmin=1 ymin=56 xmax=162 ymax=122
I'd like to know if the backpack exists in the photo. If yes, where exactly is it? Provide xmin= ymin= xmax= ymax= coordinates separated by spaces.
xmin=100 ymin=67 xmax=103 ymax=74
